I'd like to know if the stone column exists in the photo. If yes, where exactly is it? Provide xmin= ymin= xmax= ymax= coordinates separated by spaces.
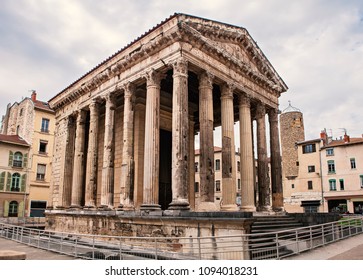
xmin=220 ymin=83 xmax=238 ymax=211
xmin=70 ymin=110 xmax=86 ymax=208
xmin=198 ymin=71 xmax=216 ymax=211
xmin=140 ymin=69 xmax=163 ymax=211
xmin=239 ymin=95 xmax=256 ymax=212
xmin=59 ymin=116 xmax=76 ymax=208
xmin=119 ymin=82 xmax=136 ymax=210
xmin=169 ymin=57 xmax=190 ymax=210
xmin=84 ymin=100 xmax=99 ymax=208
xmin=188 ymin=120 xmax=196 ymax=210
xmin=269 ymin=108 xmax=284 ymax=211
xmin=100 ymin=93 xmax=116 ymax=209
xmin=256 ymin=103 xmax=271 ymax=211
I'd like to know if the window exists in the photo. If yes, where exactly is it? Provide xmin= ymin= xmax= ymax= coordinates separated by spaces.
xmin=13 ymin=152 xmax=23 ymax=168
xmin=326 ymin=148 xmax=334 ymax=156
xmin=308 ymin=181 xmax=313 ymax=190
xmin=296 ymin=161 xmax=299 ymax=166
xmin=215 ymin=159 xmax=220 ymax=171
xmin=308 ymin=165 xmax=315 ymax=173
xmin=215 ymin=180 xmax=221 ymax=192
xmin=360 ymin=175 xmax=363 ymax=188
xmin=339 ymin=179 xmax=344 ymax=191
xmin=11 ymin=173 xmax=21 ymax=192
xmin=9 ymin=201 xmax=18 ymax=217
xmin=16 ymin=125 xmax=20 ymax=135
xmin=329 ymin=179 xmax=336 ymax=191
xmin=303 ymin=144 xmax=316 ymax=154
xmin=41 ymin=118 xmax=49 ymax=133
xmin=194 ymin=182 xmax=199 ymax=193
xmin=194 ymin=162 xmax=198 ymax=172
xmin=39 ymin=141 xmax=48 ymax=154
xmin=36 ymin=164 xmax=46 ymax=181
xmin=237 ymin=161 xmax=240 ymax=172
xmin=237 ymin=179 xmax=241 ymax=190
xmin=350 ymin=158 xmax=356 ymax=169
xmin=19 ymin=108 xmax=23 ymax=116
xmin=328 ymin=160 xmax=335 ymax=173
xmin=292 ymin=184 xmax=295 ymax=189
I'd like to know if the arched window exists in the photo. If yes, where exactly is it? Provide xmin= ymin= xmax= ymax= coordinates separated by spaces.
xmin=13 ymin=152 xmax=23 ymax=167
xmin=9 ymin=201 xmax=18 ymax=217
xmin=11 ymin=173 xmax=21 ymax=192
xmin=19 ymin=108 xmax=23 ymax=116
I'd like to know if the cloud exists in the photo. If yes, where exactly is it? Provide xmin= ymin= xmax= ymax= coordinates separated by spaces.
xmin=0 ymin=0 xmax=362 ymax=143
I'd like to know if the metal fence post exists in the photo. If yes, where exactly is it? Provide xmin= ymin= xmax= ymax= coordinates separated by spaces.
xmin=276 ymin=233 xmax=280 ymax=259
xmin=154 ymin=237 xmax=158 ymax=260
xmin=197 ymin=237 xmax=202 ymax=260
xmin=296 ymin=230 xmax=299 ymax=254
xmin=119 ymin=237 xmax=123 ymax=260
xmin=74 ymin=237 xmax=78 ymax=257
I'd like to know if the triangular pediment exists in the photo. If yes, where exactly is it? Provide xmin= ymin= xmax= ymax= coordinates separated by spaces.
xmin=177 ymin=14 xmax=288 ymax=93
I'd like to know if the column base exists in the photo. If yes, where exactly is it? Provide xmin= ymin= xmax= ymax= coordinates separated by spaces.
xmin=220 ymin=204 xmax=239 ymax=211
xmin=83 ymin=205 xmax=96 ymax=210
xmin=97 ymin=205 xmax=113 ymax=211
xmin=140 ymin=204 xmax=161 ymax=211
xmin=168 ymin=199 xmax=190 ymax=211
xmin=69 ymin=205 xmax=82 ymax=209
xmin=240 ymin=205 xmax=257 ymax=212
xmin=257 ymin=205 xmax=272 ymax=212
xmin=117 ymin=204 xmax=135 ymax=211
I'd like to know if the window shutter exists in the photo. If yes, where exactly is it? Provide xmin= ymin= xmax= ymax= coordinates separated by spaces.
xmin=18 ymin=201 xmax=24 ymax=217
xmin=21 ymin=174 xmax=27 ymax=192
xmin=3 ymin=200 xmax=9 ymax=217
xmin=6 ymin=172 xmax=11 ymax=191
xmin=8 ymin=151 xmax=13 ymax=166
xmin=0 ymin=172 xmax=5 ymax=191
xmin=23 ymin=153 xmax=28 ymax=168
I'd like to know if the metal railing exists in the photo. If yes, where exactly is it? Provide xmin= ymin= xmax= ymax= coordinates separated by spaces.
xmin=0 ymin=216 xmax=362 ymax=260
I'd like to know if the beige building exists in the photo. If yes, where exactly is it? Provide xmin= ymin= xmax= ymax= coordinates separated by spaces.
xmin=0 ymin=134 xmax=30 ymax=217
xmin=1 ymin=91 xmax=55 ymax=217
xmin=281 ymin=104 xmax=363 ymax=213
xmin=194 ymin=147 xmax=242 ymax=210
xmin=321 ymin=133 xmax=363 ymax=213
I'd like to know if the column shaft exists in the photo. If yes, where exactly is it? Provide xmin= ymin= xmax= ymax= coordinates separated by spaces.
xmin=220 ymin=84 xmax=237 ymax=211
xmin=141 ymin=70 xmax=163 ymax=210
xmin=84 ymin=101 xmax=99 ymax=208
xmin=71 ymin=110 xmax=86 ymax=208
xmin=100 ymin=94 xmax=116 ymax=209
xmin=198 ymin=71 xmax=215 ymax=210
xmin=239 ymin=95 xmax=256 ymax=211
xmin=169 ymin=57 xmax=190 ymax=210
xmin=256 ymin=103 xmax=271 ymax=211
xmin=119 ymin=83 xmax=136 ymax=210
xmin=269 ymin=108 xmax=284 ymax=210
xmin=188 ymin=120 xmax=195 ymax=210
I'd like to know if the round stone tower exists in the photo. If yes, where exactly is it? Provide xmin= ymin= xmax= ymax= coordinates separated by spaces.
xmin=279 ymin=102 xmax=305 ymax=179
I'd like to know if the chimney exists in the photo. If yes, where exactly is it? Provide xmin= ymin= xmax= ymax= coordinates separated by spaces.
xmin=31 ymin=91 xmax=37 ymax=101
xmin=320 ymin=129 xmax=328 ymax=145
xmin=344 ymin=133 xmax=350 ymax=143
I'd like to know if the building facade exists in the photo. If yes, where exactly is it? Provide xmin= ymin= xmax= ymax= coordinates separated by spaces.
xmin=47 ymin=14 xmax=287 ymax=217
xmin=1 ymin=91 xmax=55 ymax=217
xmin=0 ymin=134 xmax=30 ymax=217
xmin=281 ymin=104 xmax=363 ymax=213
xmin=321 ymin=132 xmax=363 ymax=213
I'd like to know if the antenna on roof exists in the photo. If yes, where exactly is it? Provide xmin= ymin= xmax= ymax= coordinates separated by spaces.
xmin=339 ymin=128 xmax=347 ymax=135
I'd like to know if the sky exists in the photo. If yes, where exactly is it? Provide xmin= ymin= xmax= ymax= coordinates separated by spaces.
xmin=1 ymin=0 xmax=362 ymax=142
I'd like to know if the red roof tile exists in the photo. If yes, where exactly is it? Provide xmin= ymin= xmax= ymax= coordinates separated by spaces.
xmin=0 ymin=134 xmax=29 ymax=146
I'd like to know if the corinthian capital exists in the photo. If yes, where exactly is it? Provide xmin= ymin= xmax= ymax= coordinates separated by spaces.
xmin=198 ymin=71 xmax=214 ymax=89
xmin=122 ymin=82 xmax=136 ymax=98
xmin=172 ymin=57 xmax=188 ymax=77
xmin=256 ymin=102 xmax=266 ymax=119
xmin=145 ymin=69 xmax=165 ymax=87
xmin=238 ymin=93 xmax=251 ymax=107
xmin=221 ymin=82 xmax=235 ymax=99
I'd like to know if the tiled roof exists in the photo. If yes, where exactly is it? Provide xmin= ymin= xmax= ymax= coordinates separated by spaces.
xmin=195 ymin=146 xmax=222 ymax=155
xmin=0 ymin=134 xmax=30 ymax=146
xmin=322 ymin=137 xmax=363 ymax=149
xmin=33 ymin=99 xmax=54 ymax=113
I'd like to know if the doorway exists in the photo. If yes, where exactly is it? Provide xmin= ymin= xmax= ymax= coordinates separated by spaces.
xmin=159 ymin=129 xmax=172 ymax=210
